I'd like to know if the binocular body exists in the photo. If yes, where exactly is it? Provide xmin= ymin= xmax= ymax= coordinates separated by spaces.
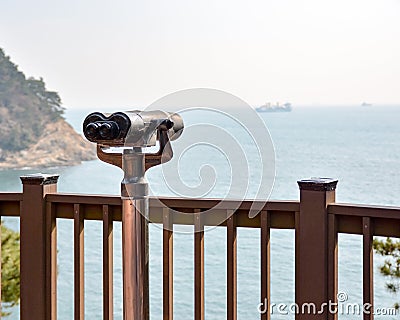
xmin=83 ymin=110 xmax=183 ymax=147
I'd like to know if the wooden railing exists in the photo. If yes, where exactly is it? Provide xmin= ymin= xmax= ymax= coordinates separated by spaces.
xmin=0 ymin=174 xmax=399 ymax=319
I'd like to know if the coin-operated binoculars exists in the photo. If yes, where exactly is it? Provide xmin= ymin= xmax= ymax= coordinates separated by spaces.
xmin=83 ymin=110 xmax=184 ymax=320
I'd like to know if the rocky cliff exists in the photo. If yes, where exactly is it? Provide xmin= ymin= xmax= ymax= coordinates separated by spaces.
xmin=0 ymin=119 xmax=95 ymax=169
xmin=0 ymin=48 xmax=95 ymax=169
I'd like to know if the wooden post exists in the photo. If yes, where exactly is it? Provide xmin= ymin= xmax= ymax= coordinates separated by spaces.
xmin=296 ymin=178 xmax=338 ymax=320
xmin=20 ymin=174 xmax=59 ymax=320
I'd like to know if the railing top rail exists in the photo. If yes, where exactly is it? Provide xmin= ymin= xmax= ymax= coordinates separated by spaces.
xmin=44 ymin=194 xmax=299 ymax=228
xmin=0 ymin=192 xmax=299 ymax=228
xmin=46 ymin=193 xmax=299 ymax=210
xmin=328 ymin=202 xmax=400 ymax=219
xmin=47 ymin=193 xmax=122 ymax=205
xmin=0 ymin=192 xmax=23 ymax=201
xmin=3 ymin=192 xmax=400 ymax=221
xmin=0 ymin=192 xmax=22 ymax=216
xmin=151 ymin=197 xmax=299 ymax=211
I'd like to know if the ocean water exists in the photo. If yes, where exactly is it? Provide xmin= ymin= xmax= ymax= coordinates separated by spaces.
xmin=1 ymin=105 xmax=400 ymax=319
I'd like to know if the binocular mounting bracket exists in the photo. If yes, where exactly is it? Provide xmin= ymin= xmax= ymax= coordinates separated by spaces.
xmin=96 ymin=126 xmax=173 ymax=172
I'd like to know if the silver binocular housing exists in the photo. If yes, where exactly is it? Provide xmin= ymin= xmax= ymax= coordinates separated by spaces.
xmin=83 ymin=110 xmax=184 ymax=147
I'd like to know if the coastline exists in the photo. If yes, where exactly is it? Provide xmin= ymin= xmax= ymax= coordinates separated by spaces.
xmin=0 ymin=119 xmax=96 ymax=169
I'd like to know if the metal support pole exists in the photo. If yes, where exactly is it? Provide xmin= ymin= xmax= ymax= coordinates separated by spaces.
xmin=121 ymin=149 xmax=149 ymax=320
xmin=83 ymin=110 xmax=183 ymax=319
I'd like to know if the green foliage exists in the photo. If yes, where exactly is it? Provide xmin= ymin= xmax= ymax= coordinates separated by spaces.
xmin=0 ymin=48 xmax=65 ymax=152
xmin=1 ymin=224 xmax=20 ymax=316
xmin=373 ymin=237 xmax=400 ymax=309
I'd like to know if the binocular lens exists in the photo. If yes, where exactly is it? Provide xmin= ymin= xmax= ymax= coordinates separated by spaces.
xmin=85 ymin=123 xmax=100 ymax=139
xmin=99 ymin=121 xmax=120 ymax=139
xmin=84 ymin=121 xmax=120 ymax=140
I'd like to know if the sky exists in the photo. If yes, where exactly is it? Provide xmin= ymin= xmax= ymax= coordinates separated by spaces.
xmin=1 ymin=0 xmax=399 ymax=109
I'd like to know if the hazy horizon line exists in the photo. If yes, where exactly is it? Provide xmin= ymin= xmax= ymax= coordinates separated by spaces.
xmin=64 ymin=103 xmax=400 ymax=111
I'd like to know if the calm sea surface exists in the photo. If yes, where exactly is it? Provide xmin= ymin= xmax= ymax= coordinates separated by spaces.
xmin=1 ymin=106 xmax=399 ymax=319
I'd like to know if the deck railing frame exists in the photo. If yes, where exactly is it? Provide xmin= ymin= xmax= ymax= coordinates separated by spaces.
xmin=0 ymin=175 xmax=400 ymax=319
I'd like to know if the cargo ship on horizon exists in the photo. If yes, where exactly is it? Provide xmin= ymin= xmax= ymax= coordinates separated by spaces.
xmin=256 ymin=102 xmax=292 ymax=112
xmin=361 ymin=102 xmax=372 ymax=107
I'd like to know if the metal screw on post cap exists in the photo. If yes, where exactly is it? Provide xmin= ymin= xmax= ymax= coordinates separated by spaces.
xmin=297 ymin=177 xmax=338 ymax=191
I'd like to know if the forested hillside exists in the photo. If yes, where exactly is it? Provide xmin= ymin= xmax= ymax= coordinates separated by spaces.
xmin=0 ymin=48 xmax=95 ymax=168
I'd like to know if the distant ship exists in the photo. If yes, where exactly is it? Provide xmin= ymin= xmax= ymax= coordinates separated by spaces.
xmin=361 ymin=102 xmax=372 ymax=107
xmin=256 ymin=102 xmax=292 ymax=112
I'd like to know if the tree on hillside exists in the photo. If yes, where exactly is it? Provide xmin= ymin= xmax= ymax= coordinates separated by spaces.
xmin=373 ymin=237 xmax=400 ymax=309
xmin=1 ymin=224 xmax=20 ymax=316
xmin=27 ymin=77 xmax=64 ymax=119
xmin=0 ymin=48 xmax=65 ymax=152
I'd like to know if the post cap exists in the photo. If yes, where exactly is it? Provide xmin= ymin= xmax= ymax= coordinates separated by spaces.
xmin=20 ymin=173 xmax=59 ymax=185
xmin=297 ymin=178 xmax=338 ymax=191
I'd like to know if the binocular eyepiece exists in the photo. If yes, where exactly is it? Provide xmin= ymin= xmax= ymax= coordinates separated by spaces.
xmin=85 ymin=121 xmax=120 ymax=140
xmin=83 ymin=110 xmax=183 ymax=147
